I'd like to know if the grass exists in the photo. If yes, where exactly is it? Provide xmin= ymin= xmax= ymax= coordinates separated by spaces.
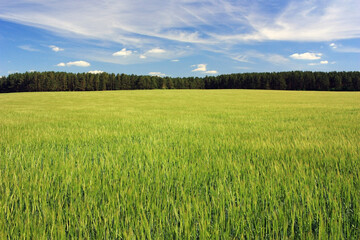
xmin=0 ymin=90 xmax=359 ymax=239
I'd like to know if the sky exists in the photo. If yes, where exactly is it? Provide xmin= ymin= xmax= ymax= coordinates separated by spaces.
xmin=0 ymin=0 xmax=359 ymax=77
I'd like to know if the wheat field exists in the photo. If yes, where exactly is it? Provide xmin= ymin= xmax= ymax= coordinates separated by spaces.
xmin=0 ymin=90 xmax=359 ymax=239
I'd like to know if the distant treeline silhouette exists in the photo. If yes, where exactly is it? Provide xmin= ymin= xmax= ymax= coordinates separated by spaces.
xmin=1 ymin=71 xmax=359 ymax=92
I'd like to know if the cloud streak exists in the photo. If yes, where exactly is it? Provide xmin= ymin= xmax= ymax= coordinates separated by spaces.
xmin=113 ymin=48 xmax=132 ymax=56
xmin=231 ymin=51 xmax=288 ymax=65
xmin=147 ymin=48 xmax=166 ymax=54
xmin=290 ymin=52 xmax=322 ymax=60
xmin=57 ymin=61 xmax=90 ymax=67
xmin=18 ymin=45 xmax=39 ymax=52
xmin=49 ymin=45 xmax=64 ymax=52
xmin=308 ymin=60 xmax=329 ymax=66
xmin=88 ymin=70 xmax=103 ymax=74
xmin=330 ymin=43 xmax=337 ymax=49
xmin=149 ymin=72 xmax=165 ymax=77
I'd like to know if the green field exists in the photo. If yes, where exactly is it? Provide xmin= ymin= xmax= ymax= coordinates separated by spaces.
xmin=0 ymin=90 xmax=359 ymax=239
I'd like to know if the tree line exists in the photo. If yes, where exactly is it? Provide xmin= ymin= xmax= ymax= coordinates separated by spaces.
xmin=0 ymin=71 xmax=359 ymax=93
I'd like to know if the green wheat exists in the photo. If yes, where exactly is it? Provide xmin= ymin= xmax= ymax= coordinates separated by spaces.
xmin=0 ymin=90 xmax=359 ymax=239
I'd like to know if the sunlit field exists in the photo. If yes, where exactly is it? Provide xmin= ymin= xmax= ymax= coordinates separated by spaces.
xmin=0 ymin=90 xmax=359 ymax=239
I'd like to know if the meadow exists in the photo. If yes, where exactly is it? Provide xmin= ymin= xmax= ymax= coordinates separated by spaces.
xmin=0 ymin=90 xmax=359 ymax=239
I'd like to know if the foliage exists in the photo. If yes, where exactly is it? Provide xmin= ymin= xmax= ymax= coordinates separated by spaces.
xmin=1 ymin=71 xmax=360 ymax=93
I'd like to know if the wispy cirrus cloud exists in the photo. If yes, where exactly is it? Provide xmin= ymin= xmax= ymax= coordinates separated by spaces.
xmin=2 ymin=0 xmax=359 ymax=48
xmin=18 ymin=45 xmax=39 ymax=52
xmin=232 ymin=55 xmax=251 ymax=63
xmin=223 ymin=0 xmax=360 ymax=42
xmin=1 ymin=0 xmax=359 ymax=70
xmin=231 ymin=51 xmax=288 ymax=65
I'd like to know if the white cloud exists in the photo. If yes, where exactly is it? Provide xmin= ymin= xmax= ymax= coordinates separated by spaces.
xmin=88 ymin=70 xmax=103 ymax=74
xmin=191 ymin=64 xmax=218 ymax=74
xmin=171 ymin=59 xmax=179 ymax=62
xmin=147 ymin=48 xmax=166 ymax=54
xmin=18 ymin=45 xmax=39 ymax=52
xmin=205 ymin=70 xmax=218 ymax=74
xmin=135 ymin=48 xmax=167 ymax=60
xmin=67 ymin=60 xmax=90 ymax=67
xmin=57 ymin=61 xmax=90 ymax=67
xmin=149 ymin=72 xmax=165 ymax=77
xmin=308 ymin=60 xmax=329 ymax=66
xmin=113 ymin=48 xmax=132 ymax=56
xmin=49 ymin=45 xmax=64 ymax=52
xmin=192 ymin=64 xmax=207 ymax=72
xmin=290 ymin=52 xmax=322 ymax=60
xmin=330 ymin=43 xmax=337 ymax=49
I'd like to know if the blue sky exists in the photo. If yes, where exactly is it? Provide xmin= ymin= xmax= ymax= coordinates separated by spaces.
xmin=0 ymin=0 xmax=359 ymax=77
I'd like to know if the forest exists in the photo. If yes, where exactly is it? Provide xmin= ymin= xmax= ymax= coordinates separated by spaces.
xmin=0 ymin=71 xmax=359 ymax=92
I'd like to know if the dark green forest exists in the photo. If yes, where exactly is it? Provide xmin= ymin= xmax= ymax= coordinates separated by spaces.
xmin=1 ymin=71 xmax=359 ymax=92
